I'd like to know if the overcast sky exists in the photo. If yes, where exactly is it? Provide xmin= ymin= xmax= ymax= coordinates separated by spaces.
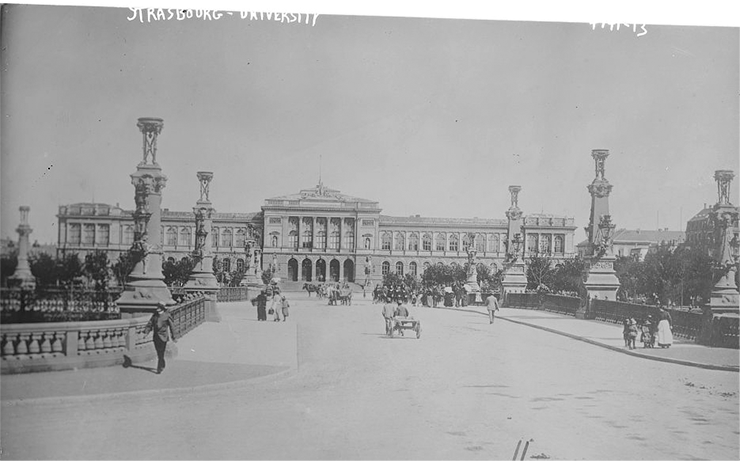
xmin=1 ymin=2 xmax=738 ymax=245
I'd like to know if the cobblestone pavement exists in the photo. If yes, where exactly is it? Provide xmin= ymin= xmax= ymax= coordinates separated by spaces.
xmin=1 ymin=297 xmax=738 ymax=460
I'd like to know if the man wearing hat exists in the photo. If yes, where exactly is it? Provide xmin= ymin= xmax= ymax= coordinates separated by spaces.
xmin=143 ymin=302 xmax=177 ymax=374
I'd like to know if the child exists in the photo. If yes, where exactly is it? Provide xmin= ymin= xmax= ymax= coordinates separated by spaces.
xmin=627 ymin=318 xmax=639 ymax=350
xmin=622 ymin=319 xmax=631 ymax=347
xmin=640 ymin=320 xmax=654 ymax=348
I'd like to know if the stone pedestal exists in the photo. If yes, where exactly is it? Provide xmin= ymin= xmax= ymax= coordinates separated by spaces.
xmin=502 ymin=261 xmax=528 ymax=302
xmin=580 ymin=256 xmax=620 ymax=318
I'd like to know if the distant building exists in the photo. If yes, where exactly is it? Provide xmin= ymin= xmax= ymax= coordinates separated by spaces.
xmin=684 ymin=203 xmax=739 ymax=259
xmin=56 ymin=183 xmax=578 ymax=282
xmin=577 ymin=228 xmax=685 ymax=261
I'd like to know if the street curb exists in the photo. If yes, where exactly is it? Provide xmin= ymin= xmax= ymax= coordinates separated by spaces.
xmin=440 ymin=306 xmax=740 ymax=373
xmin=1 ymin=366 xmax=296 ymax=407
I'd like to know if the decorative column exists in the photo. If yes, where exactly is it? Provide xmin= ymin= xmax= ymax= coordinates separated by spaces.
xmin=117 ymin=117 xmax=174 ymax=316
xmin=464 ymin=232 xmax=482 ymax=304
xmin=699 ymin=170 xmax=739 ymax=345
xmin=501 ymin=186 xmax=528 ymax=299
xmin=580 ymin=149 xmax=621 ymax=317
xmin=184 ymin=171 xmax=220 ymax=322
xmin=8 ymin=206 xmax=36 ymax=289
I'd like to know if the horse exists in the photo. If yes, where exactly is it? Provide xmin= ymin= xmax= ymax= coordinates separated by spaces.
xmin=303 ymin=283 xmax=320 ymax=297
xmin=338 ymin=288 xmax=353 ymax=306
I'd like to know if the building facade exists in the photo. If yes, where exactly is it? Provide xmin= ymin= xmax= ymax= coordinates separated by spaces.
xmin=56 ymin=183 xmax=578 ymax=283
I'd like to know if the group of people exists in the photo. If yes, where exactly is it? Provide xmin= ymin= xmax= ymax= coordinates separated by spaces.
xmin=622 ymin=308 xmax=673 ymax=350
xmin=252 ymin=288 xmax=291 ymax=322
xmin=372 ymin=283 xmax=474 ymax=308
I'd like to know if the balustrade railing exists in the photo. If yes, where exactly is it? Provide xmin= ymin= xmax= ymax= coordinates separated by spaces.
xmin=504 ymin=293 xmax=580 ymax=316
xmin=0 ymin=287 xmax=122 ymax=323
xmin=1 ymin=294 xmax=207 ymax=373
xmin=217 ymin=286 xmax=249 ymax=302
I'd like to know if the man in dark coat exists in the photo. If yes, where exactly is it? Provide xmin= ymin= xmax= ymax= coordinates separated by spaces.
xmin=143 ymin=302 xmax=177 ymax=374
xmin=254 ymin=290 xmax=268 ymax=321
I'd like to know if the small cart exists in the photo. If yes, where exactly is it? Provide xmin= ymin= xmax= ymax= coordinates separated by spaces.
xmin=388 ymin=317 xmax=421 ymax=339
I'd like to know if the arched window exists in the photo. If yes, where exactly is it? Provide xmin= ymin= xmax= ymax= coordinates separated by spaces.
xmin=409 ymin=261 xmax=417 ymax=276
xmin=235 ymin=228 xmax=247 ymax=248
xmin=122 ymin=225 xmax=134 ymax=245
xmin=554 ymin=235 xmax=564 ymax=254
xmin=475 ymin=233 xmax=486 ymax=252
xmin=222 ymin=258 xmax=231 ymax=273
xmin=396 ymin=261 xmax=404 ymax=276
xmin=344 ymin=229 xmax=355 ymax=249
xmin=212 ymin=227 xmax=219 ymax=247
xmin=315 ymin=230 xmax=326 ymax=249
xmin=449 ymin=234 xmax=459 ymax=252
xmin=540 ymin=234 xmax=551 ymax=254
xmin=422 ymin=233 xmax=432 ymax=251
xmin=289 ymin=230 xmax=298 ymax=248
xmin=165 ymin=227 xmax=177 ymax=246
xmin=436 ymin=233 xmax=446 ymax=251
xmin=302 ymin=229 xmax=313 ymax=248
xmin=490 ymin=234 xmax=500 ymax=253
xmin=462 ymin=234 xmax=471 ymax=252
xmin=179 ymin=227 xmax=191 ymax=247
xmin=329 ymin=231 xmax=340 ymax=249
xmin=236 ymin=259 xmax=245 ymax=271
xmin=381 ymin=261 xmax=390 ymax=275
xmin=408 ymin=233 xmax=419 ymax=251
xmin=395 ymin=232 xmax=405 ymax=250
xmin=221 ymin=228 xmax=233 ymax=247
xmin=381 ymin=232 xmax=392 ymax=250
xmin=423 ymin=262 xmax=431 ymax=273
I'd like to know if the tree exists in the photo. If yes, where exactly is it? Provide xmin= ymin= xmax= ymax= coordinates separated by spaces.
xmin=162 ymin=257 xmax=195 ymax=287
xmin=475 ymin=263 xmax=503 ymax=292
xmin=112 ymin=252 xmax=136 ymax=287
xmin=229 ymin=268 xmax=247 ymax=287
xmin=550 ymin=257 xmax=586 ymax=295
xmin=30 ymin=252 xmax=56 ymax=287
xmin=383 ymin=272 xmax=405 ymax=288
xmin=1 ymin=251 xmax=18 ymax=286
xmin=261 ymin=267 xmax=275 ymax=285
xmin=56 ymin=253 xmax=83 ymax=286
xmin=421 ymin=263 xmax=466 ymax=288
xmin=526 ymin=255 xmax=554 ymax=291
xmin=84 ymin=250 xmax=111 ymax=290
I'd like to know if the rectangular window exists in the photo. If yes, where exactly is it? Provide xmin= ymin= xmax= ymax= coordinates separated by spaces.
xmin=82 ymin=224 xmax=95 ymax=245
xmin=361 ymin=219 xmax=374 ymax=226
xmin=69 ymin=223 xmax=81 ymax=244
xmin=96 ymin=224 xmax=110 ymax=246
xmin=329 ymin=232 xmax=340 ymax=249
xmin=269 ymin=217 xmax=282 ymax=224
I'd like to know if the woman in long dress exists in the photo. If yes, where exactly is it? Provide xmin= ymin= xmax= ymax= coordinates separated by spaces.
xmin=656 ymin=308 xmax=673 ymax=348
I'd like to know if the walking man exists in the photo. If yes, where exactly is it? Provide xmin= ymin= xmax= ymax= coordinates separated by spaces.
xmin=485 ymin=293 xmax=500 ymax=324
xmin=382 ymin=300 xmax=396 ymax=336
xmin=143 ymin=301 xmax=177 ymax=374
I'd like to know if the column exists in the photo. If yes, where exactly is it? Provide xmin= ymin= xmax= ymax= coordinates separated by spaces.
xmin=298 ymin=216 xmax=304 ymax=250
xmin=338 ymin=217 xmax=342 ymax=252
xmin=117 ymin=117 xmax=175 ymax=315
xmin=185 ymin=171 xmax=220 ymax=322
xmin=311 ymin=217 xmax=316 ymax=251
xmin=581 ymin=149 xmax=620 ymax=316
xmin=8 ymin=206 xmax=36 ymax=289
xmin=502 ymin=185 xmax=527 ymax=299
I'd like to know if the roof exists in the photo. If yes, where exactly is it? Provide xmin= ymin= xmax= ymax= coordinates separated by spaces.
xmin=612 ymin=228 xmax=685 ymax=244
xmin=379 ymin=215 xmax=507 ymax=227
xmin=264 ymin=182 xmax=378 ymax=206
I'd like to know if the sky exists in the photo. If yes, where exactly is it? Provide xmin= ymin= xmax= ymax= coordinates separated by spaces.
xmin=1 ymin=2 xmax=738 ymax=246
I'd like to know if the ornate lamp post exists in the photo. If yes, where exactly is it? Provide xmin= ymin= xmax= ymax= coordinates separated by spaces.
xmin=116 ymin=117 xmax=174 ymax=315
xmin=464 ymin=232 xmax=482 ymax=304
xmin=501 ymin=184 xmax=528 ymax=300
xmin=580 ymin=150 xmax=621 ymax=317
xmin=8 ymin=206 xmax=36 ymax=289
xmin=184 ymin=171 xmax=221 ymax=321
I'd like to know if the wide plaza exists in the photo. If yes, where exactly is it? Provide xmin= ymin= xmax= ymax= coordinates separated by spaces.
xmin=2 ymin=295 xmax=738 ymax=460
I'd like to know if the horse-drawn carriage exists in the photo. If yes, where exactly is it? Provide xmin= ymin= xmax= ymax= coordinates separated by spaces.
xmin=386 ymin=317 xmax=421 ymax=339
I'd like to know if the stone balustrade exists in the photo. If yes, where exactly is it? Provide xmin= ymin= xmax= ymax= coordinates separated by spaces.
xmin=1 ymin=295 xmax=206 ymax=374
xmin=217 ymin=286 xmax=250 ymax=302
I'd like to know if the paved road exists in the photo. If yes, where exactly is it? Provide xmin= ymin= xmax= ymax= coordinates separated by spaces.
xmin=2 ymin=297 xmax=738 ymax=460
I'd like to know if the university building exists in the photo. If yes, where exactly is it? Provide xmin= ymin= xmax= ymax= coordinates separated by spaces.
xmin=56 ymin=182 xmax=578 ymax=284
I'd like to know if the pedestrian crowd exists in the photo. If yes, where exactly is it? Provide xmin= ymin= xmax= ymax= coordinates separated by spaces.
xmin=622 ymin=307 xmax=673 ymax=350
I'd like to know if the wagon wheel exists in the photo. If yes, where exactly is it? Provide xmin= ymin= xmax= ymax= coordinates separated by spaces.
xmin=415 ymin=323 xmax=421 ymax=339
